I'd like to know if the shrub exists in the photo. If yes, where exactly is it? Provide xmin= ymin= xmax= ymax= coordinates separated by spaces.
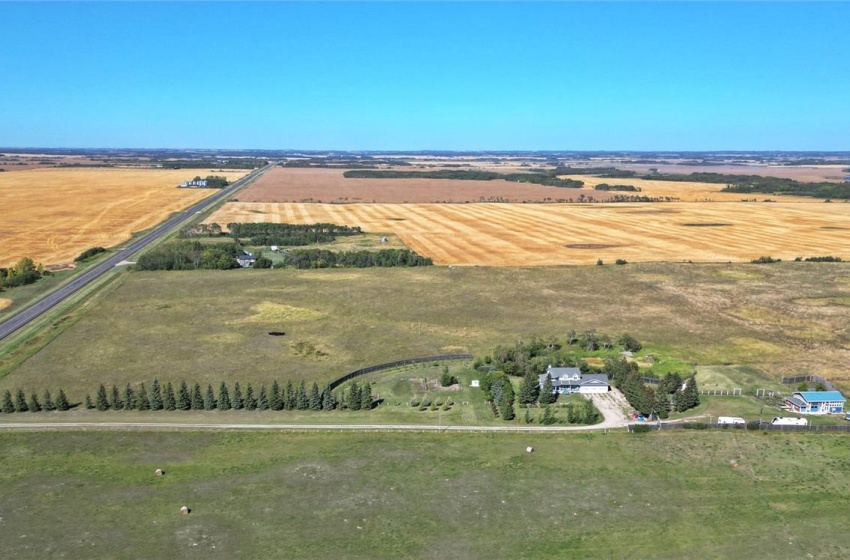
xmin=74 ymin=247 xmax=106 ymax=262
xmin=632 ymin=424 xmax=652 ymax=433
xmin=421 ymin=398 xmax=431 ymax=407
xmin=682 ymin=422 xmax=709 ymax=430
xmin=615 ymin=259 xmax=628 ymax=265
xmin=409 ymin=399 xmax=420 ymax=408
xmin=746 ymin=420 xmax=762 ymax=431
xmin=751 ymin=256 xmax=781 ymax=264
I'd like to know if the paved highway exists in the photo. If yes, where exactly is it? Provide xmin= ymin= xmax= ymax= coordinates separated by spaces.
xmin=0 ymin=164 xmax=272 ymax=344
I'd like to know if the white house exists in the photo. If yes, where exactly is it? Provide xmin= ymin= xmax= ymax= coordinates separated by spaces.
xmin=539 ymin=365 xmax=609 ymax=395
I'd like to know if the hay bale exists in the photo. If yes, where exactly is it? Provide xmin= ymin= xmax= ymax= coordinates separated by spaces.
xmin=155 ymin=468 xmax=164 ymax=476
xmin=526 ymin=446 xmax=534 ymax=453
xmin=180 ymin=506 xmax=190 ymax=515
xmin=729 ymin=460 xmax=739 ymax=468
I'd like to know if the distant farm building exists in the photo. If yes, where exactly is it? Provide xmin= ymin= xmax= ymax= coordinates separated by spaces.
xmin=179 ymin=179 xmax=208 ymax=188
xmin=785 ymin=391 xmax=846 ymax=414
xmin=539 ymin=365 xmax=609 ymax=395
xmin=236 ymin=252 xmax=257 ymax=268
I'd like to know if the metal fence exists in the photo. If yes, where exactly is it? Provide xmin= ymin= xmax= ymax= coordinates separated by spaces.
xmin=699 ymin=389 xmax=742 ymax=396
xmin=327 ymin=353 xmax=473 ymax=391
xmin=641 ymin=376 xmax=661 ymax=385
xmin=629 ymin=422 xmax=850 ymax=433
xmin=781 ymin=375 xmax=836 ymax=391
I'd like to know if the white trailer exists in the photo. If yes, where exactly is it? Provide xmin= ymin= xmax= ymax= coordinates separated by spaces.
xmin=717 ymin=416 xmax=746 ymax=425
xmin=771 ymin=417 xmax=808 ymax=426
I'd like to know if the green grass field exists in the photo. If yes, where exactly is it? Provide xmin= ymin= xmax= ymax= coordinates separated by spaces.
xmin=2 ymin=429 xmax=850 ymax=559
xmin=2 ymin=262 xmax=849 ymax=405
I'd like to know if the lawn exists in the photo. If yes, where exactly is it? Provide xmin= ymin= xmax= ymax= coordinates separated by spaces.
xmin=1 ymin=429 xmax=850 ymax=559
xmin=3 ymin=262 xmax=850 ymax=400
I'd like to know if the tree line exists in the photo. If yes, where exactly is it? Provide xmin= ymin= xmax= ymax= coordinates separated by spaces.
xmin=1 ymin=388 xmax=71 ymax=412
xmin=0 ymin=257 xmax=44 ymax=292
xmin=593 ymin=183 xmax=641 ymax=192
xmin=135 ymin=240 xmax=242 ymax=271
xmin=282 ymin=248 xmax=432 ymax=269
xmin=606 ymin=360 xmax=699 ymax=418
xmin=227 ymin=222 xmax=362 ymax=246
xmin=343 ymin=169 xmax=585 ymax=189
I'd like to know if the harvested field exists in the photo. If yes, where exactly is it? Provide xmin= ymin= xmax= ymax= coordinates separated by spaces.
xmin=236 ymin=167 xmax=620 ymax=204
xmin=617 ymin=163 xmax=850 ymax=183
xmin=206 ymin=201 xmax=850 ymax=266
xmin=0 ymin=168 xmax=249 ymax=267
xmin=0 ymin=298 xmax=12 ymax=311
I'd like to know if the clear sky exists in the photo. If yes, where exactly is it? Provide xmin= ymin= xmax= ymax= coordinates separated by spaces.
xmin=1 ymin=2 xmax=848 ymax=151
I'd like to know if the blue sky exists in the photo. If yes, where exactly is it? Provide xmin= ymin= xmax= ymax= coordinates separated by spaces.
xmin=1 ymin=2 xmax=848 ymax=150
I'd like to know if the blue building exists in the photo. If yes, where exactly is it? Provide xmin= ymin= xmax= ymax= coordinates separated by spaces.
xmin=784 ymin=391 xmax=845 ymax=415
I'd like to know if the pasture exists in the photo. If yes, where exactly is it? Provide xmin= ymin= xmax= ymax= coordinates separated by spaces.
xmin=206 ymin=201 xmax=850 ymax=266
xmin=1 ymin=429 xmax=850 ymax=559
xmin=3 ymin=263 xmax=850 ymax=399
xmin=0 ymin=168 xmax=249 ymax=267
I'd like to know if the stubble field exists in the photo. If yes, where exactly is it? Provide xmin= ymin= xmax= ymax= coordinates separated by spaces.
xmin=0 ymin=168 xmax=249 ymax=267
xmin=207 ymin=201 xmax=849 ymax=266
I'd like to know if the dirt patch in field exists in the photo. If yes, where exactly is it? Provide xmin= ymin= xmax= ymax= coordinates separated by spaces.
xmin=236 ymin=167 xmax=618 ymax=204
xmin=0 ymin=298 xmax=12 ymax=311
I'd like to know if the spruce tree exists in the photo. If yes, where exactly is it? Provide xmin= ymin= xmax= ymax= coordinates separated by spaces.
xmin=498 ymin=381 xmax=515 ymax=421
xmin=347 ymin=381 xmax=362 ymax=411
xmin=321 ymin=386 xmax=335 ymax=411
xmin=110 ymin=385 xmax=123 ymax=410
xmin=55 ymin=389 xmax=70 ymax=411
xmin=309 ymin=382 xmax=322 ymax=411
xmin=360 ymin=382 xmax=373 ymax=410
xmin=204 ymin=384 xmax=217 ymax=410
xmin=84 ymin=394 xmax=94 ymax=410
xmin=150 ymin=379 xmax=163 ymax=411
xmin=191 ymin=383 xmax=204 ymax=410
xmin=28 ymin=392 xmax=42 ymax=412
xmin=524 ymin=408 xmax=533 ymax=424
xmin=270 ymin=381 xmax=283 ymax=411
xmin=163 ymin=382 xmax=176 ymax=411
xmin=15 ymin=388 xmax=28 ymax=412
xmin=136 ymin=383 xmax=151 ymax=411
xmin=218 ymin=382 xmax=231 ymax=411
xmin=519 ymin=370 xmax=540 ymax=405
xmin=296 ymin=380 xmax=308 ymax=410
xmin=257 ymin=385 xmax=269 ymax=410
xmin=96 ymin=384 xmax=110 ymax=411
xmin=2 ymin=390 xmax=15 ymax=413
xmin=541 ymin=405 xmax=556 ymax=425
xmin=284 ymin=381 xmax=295 ymax=410
xmin=653 ymin=387 xmax=670 ymax=419
xmin=177 ymin=381 xmax=191 ymax=410
xmin=42 ymin=390 xmax=55 ymax=411
xmin=123 ymin=384 xmax=135 ymax=410
xmin=232 ymin=382 xmax=244 ymax=410
xmin=539 ymin=374 xmax=556 ymax=405
xmin=244 ymin=383 xmax=257 ymax=410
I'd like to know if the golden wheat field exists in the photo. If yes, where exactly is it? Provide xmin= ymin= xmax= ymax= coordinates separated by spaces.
xmin=0 ymin=168 xmax=249 ymax=267
xmin=207 ymin=201 xmax=850 ymax=266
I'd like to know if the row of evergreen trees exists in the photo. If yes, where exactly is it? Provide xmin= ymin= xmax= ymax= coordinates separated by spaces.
xmin=1 ymin=380 xmax=377 ymax=413
xmin=1 ymin=388 xmax=70 ymax=413
xmin=606 ymin=359 xmax=699 ymax=418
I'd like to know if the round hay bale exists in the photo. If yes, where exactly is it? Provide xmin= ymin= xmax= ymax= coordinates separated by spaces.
xmin=526 ymin=446 xmax=534 ymax=453
xmin=729 ymin=460 xmax=738 ymax=468
xmin=155 ymin=468 xmax=164 ymax=476
xmin=180 ymin=506 xmax=190 ymax=515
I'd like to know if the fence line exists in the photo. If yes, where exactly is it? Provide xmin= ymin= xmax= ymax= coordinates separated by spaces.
xmin=699 ymin=389 xmax=742 ymax=396
xmin=327 ymin=353 xmax=473 ymax=391
xmin=629 ymin=422 xmax=850 ymax=433
xmin=781 ymin=375 xmax=836 ymax=392
xmin=641 ymin=376 xmax=661 ymax=385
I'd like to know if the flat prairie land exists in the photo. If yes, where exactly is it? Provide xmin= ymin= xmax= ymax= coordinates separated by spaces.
xmin=0 ymin=168 xmax=249 ymax=267
xmin=618 ymin=162 xmax=849 ymax=183
xmin=2 ymin=430 xmax=850 ymax=559
xmin=207 ymin=201 xmax=850 ymax=266
xmin=4 ymin=263 xmax=850 ymax=396
xmin=234 ymin=166 xmax=621 ymax=203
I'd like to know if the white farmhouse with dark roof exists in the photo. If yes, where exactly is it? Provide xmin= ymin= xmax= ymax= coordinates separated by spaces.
xmin=539 ymin=365 xmax=609 ymax=395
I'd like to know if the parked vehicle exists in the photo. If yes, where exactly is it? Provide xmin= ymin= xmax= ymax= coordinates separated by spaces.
xmin=771 ymin=417 xmax=808 ymax=426
xmin=717 ymin=416 xmax=746 ymax=425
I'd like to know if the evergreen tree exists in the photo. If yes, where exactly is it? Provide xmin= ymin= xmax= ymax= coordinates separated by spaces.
xmin=244 ymin=383 xmax=257 ymax=410
xmin=296 ymin=380 xmax=309 ymax=410
xmin=519 ymin=370 xmax=540 ymax=405
xmin=309 ymin=382 xmax=322 ymax=411
xmin=582 ymin=398 xmax=599 ymax=424
xmin=42 ymin=390 xmax=56 ymax=411
xmin=96 ymin=384 xmax=110 ymax=411
xmin=110 ymin=385 xmax=123 ymax=410
xmin=123 ymin=384 xmax=135 ymax=410
xmin=136 ymin=383 xmax=151 ymax=411
xmin=524 ymin=408 xmax=533 ymax=424
xmin=270 ymin=381 xmax=284 ymax=411
xmin=321 ymin=386 xmax=335 ymax=411
xmin=653 ymin=387 xmax=670 ymax=419
xmin=257 ymin=385 xmax=269 ymax=410
xmin=283 ymin=381 xmax=295 ymax=410
xmin=360 ymin=382 xmax=373 ymax=410
xmin=55 ymin=389 xmax=70 ymax=411
xmin=218 ymin=382 xmax=231 ymax=411
xmin=2 ymin=390 xmax=15 ymax=413
xmin=163 ymin=382 xmax=176 ymax=411
xmin=191 ymin=383 xmax=204 ymax=410
xmin=177 ymin=381 xmax=191 ymax=410
xmin=498 ymin=380 xmax=515 ymax=421
xmin=347 ymin=381 xmax=362 ymax=411
xmin=15 ymin=388 xmax=28 ymax=412
xmin=539 ymin=374 xmax=556 ymax=405
xmin=204 ymin=384 xmax=217 ymax=410
xmin=150 ymin=379 xmax=163 ymax=411
xmin=661 ymin=372 xmax=683 ymax=395
xmin=232 ymin=382 xmax=244 ymax=410
xmin=28 ymin=392 xmax=42 ymax=412
xmin=84 ymin=394 xmax=94 ymax=410
xmin=541 ymin=405 xmax=556 ymax=425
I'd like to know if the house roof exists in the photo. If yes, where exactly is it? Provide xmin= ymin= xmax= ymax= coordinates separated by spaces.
xmin=545 ymin=366 xmax=581 ymax=377
xmin=796 ymin=391 xmax=845 ymax=403
xmin=539 ymin=372 xmax=609 ymax=387
xmin=785 ymin=396 xmax=807 ymax=408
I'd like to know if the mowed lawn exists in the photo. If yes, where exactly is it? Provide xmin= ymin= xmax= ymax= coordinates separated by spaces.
xmin=1 ymin=430 xmax=849 ymax=559
xmin=3 ymin=263 xmax=850 ymax=397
